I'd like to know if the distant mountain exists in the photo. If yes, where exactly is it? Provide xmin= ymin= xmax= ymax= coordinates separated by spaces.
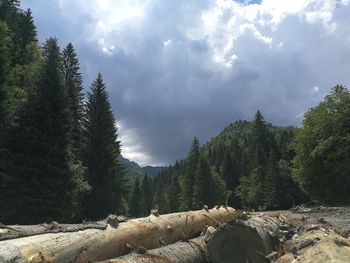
xmin=142 ymin=166 xmax=165 ymax=176
xmin=118 ymin=155 xmax=144 ymax=179
xmin=118 ymin=155 xmax=165 ymax=179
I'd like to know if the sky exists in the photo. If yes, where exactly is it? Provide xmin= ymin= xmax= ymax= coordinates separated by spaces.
xmin=21 ymin=0 xmax=350 ymax=166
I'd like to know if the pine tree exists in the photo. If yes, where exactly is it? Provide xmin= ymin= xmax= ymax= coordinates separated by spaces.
xmin=0 ymin=0 xmax=20 ymax=24
xmin=221 ymin=151 xmax=240 ymax=207
xmin=167 ymin=174 xmax=180 ymax=212
xmin=5 ymin=37 xmax=74 ymax=223
xmin=141 ymin=173 xmax=153 ymax=215
xmin=264 ymin=149 xmax=281 ymax=210
xmin=62 ymin=42 xmax=84 ymax=159
xmin=129 ymin=177 xmax=142 ymax=218
xmin=236 ymin=111 xmax=275 ymax=209
xmin=13 ymin=8 xmax=37 ymax=65
xmin=180 ymin=137 xmax=200 ymax=211
xmin=0 ymin=21 xmax=11 ymax=139
xmin=0 ymin=21 xmax=12 ymax=222
xmin=192 ymin=155 xmax=215 ymax=209
xmin=83 ymin=73 xmax=125 ymax=219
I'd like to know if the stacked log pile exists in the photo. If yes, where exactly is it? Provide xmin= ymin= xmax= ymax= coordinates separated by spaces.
xmin=0 ymin=207 xmax=235 ymax=262
xmin=1 ymin=207 xmax=349 ymax=262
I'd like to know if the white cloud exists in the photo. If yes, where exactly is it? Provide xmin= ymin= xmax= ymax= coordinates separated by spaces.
xmin=118 ymin=121 xmax=162 ymax=166
xmin=163 ymin=39 xmax=172 ymax=47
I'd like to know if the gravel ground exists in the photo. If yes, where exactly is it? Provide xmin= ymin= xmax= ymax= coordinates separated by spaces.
xmin=254 ymin=207 xmax=350 ymax=238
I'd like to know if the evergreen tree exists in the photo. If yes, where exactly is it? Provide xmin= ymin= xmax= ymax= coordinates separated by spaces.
xmin=5 ymin=37 xmax=74 ymax=223
xmin=83 ymin=73 xmax=125 ymax=219
xmin=12 ymin=8 xmax=37 ymax=65
xmin=264 ymin=149 xmax=282 ymax=209
xmin=221 ymin=151 xmax=240 ymax=208
xmin=167 ymin=174 xmax=180 ymax=212
xmin=180 ymin=137 xmax=200 ymax=211
xmin=62 ymin=42 xmax=84 ymax=159
xmin=141 ymin=173 xmax=153 ymax=215
xmin=0 ymin=0 xmax=20 ymax=25
xmin=192 ymin=155 xmax=215 ymax=209
xmin=0 ymin=21 xmax=12 ymax=221
xmin=236 ymin=111 xmax=274 ymax=209
xmin=129 ymin=177 xmax=142 ymax=218
xmin=0 ymin=21 xmax=11 ymax=139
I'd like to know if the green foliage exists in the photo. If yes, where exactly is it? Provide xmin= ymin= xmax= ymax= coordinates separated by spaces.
xmin=83 ymin=73 xmax=126 ymax=220
xmin=129 ymin=177 xmax=142 ymax=217
xmin=221 ymin=150 xmax=240 ymax=207
xmin=62 ymin=42 xmax=84 ymax=159
xmin=141 ymin=173 xmax=153 ymax=215
xmin=167 ymin=173 xmax=180 ymax=212
xmin=180 ymin=137 xmax=200 ymax=211
xmin=293 ymin=85 xmax=350 ymax=205
xmin=0 ymin=21 xmax=11 ymax=138
xmin=192 ymin=155 xmax=216 ymax=209
xmin=151 ymin=113 xmax=305 ymax=213
xmin=4 ymin=38 xmax=74 ymax=223
xmin=0 ymin=1 xmax=130 ymax=223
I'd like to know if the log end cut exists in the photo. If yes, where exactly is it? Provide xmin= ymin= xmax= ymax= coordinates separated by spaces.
xmin=207 ymin=215 xmax=287 ymax=263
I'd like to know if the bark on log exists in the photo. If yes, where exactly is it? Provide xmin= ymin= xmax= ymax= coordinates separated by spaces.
xmin=207 ymin=214 xmax=290 ymax=263
xmin=0 ymin=215 xmax=126 ymax=241
xmin=0 ymin=207 xmax=235 ymax=263
xmin=98 ymin=227 xmax=217 ymax=263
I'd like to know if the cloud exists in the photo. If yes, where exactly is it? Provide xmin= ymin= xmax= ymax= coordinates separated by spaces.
xmin=22 ymin=0 xmax=350 ymax=165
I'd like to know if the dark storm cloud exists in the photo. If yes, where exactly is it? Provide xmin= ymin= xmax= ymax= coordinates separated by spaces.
xmin=22 ymin=0 xmax=350 ymax=165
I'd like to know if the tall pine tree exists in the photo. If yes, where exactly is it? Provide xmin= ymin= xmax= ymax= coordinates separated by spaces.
xmin=141 ymin=173 xmax=153 ymax=215
xmin=129 ymin=177 xmax=142 ymax=218
xmin=222 ymin=151 xmax=240 ymax=208
xmin=62 ymin=42 xmax=84 ymax=158
xmin=83 ymin=73 xmax=125 ymax=219
xmin=5 ymin=37 xmax=74 ymax=223
xmin=0 ymin=21 xmax=12 ymax=221
xmin=180 ymin=137 xmax=200 ymax=211
xmin=236 ymin=111 xmax=275 ymax=209
xmin=192 ymin=155 xmax=216 ymax=209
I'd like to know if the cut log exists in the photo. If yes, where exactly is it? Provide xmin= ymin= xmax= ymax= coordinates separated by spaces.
xmin=207 ymin=214 xmax=290 ymax=263
xmin=0 ymin=214 xmax=126 ymax=241
xmin=98 ymin=227 xmax=217 ymax=263
xmin=0 ymin=207 xmax=235 ymax=263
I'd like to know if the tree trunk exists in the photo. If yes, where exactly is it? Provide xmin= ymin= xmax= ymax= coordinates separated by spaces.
xmin=207 ymin=214 xmax=290 ymax=263
xmin=0 ymin=207 xmax=235 ymax=263
xmin=98 ymin=227 xmax=217 ymax=263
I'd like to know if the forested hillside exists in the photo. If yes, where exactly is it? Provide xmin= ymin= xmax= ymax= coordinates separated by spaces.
xmin=134 ymin=86 xmax=350 ymax=215
xmin=139 ymin=115 xmax=306 ymax=216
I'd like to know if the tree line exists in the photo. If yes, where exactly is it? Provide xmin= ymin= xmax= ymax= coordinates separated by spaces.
xmin=129 ymin=85 xmax=350 ymax=216
xmin=0 ymin=1 xmax=128 ymax=224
